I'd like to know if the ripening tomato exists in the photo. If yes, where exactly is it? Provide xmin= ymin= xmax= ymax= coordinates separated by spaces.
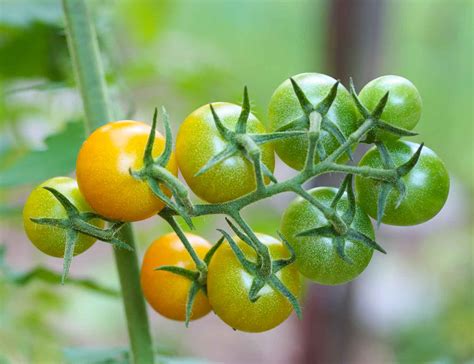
xmin=140 ymin=232 xmax=212 ymax=321
xmin=23 ymin=177 xmax=103 ymax=257
xmin=176 ymin=103 xmax=275 ymax=203
xmin=76 ymin=120 xmax=178 ymax=222
xmin=358 ymin=75 xmax=422 ymax=141
xmin=268 ymin=73 xmax=359 ymax=170
xmin=355 ymin=141 xmax=450 ymax=226
xmin=207 ymin=233 xmax=302 ymax=332
xmin=280 ymin=187 xmax=374 ymax=285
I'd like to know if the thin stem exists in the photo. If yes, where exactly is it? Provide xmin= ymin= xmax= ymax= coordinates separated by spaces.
xmin=162 ymin=214 xmax=206 ymax=272
xmin=62 ymin=1 xmax=154 ymax=363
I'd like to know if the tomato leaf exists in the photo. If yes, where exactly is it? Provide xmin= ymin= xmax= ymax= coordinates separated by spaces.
xmin=0 ymin=120 xmax=85 ymax=188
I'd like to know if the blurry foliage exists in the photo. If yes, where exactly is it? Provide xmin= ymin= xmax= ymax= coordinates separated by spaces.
xmin=381 ymin=0 xmax=474 ymax=191
xmin=0 ymin=120 xmax=85 ymax=187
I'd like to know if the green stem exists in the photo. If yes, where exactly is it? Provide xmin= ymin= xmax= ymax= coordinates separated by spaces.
xmin=62 ymin=1 xmax=154 ymax=363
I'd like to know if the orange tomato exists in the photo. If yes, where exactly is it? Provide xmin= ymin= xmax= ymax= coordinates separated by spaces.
xmin=76 ymin=120 xmax=178 ymax=222
xmin=140 ymin=232 xmax=212 ymax=321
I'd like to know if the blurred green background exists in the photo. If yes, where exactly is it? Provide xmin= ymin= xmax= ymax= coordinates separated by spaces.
xmin=0 ymin=0 xmax=472 ymax=363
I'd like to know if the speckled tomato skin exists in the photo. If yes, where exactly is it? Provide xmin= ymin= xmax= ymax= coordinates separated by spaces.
xmin=280 ymin=187 xmax=374 ymax=285
xmin=358 ymin=75 xmax=422 ymax=141
xmin=176 ymin=103 xmax=275 ymax=203
xmin=207 ymin=234 xmax=302 ymax=333
xmin=76 ymin=120 xmax=178 ymax=222
xmin=140 ymin=233 xmax=211 ymax=321
xmin=355 ymin=141 xmax=450 ymax=226
xmin=23 ymin=177 xmax=103 ymax=257
xmin=268 ymin=73 xmax=359 ymax=170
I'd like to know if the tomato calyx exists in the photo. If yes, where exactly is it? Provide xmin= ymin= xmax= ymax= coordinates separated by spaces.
xmin=30 ymin=187 xmax=131 ymax=282
xmin=367 ymin=141 xmax=424 ymax=226
xmin=195 ymin=87 xmax=305 ymax=191
xmin=217 ymin=218 xmax=302 ymax=318
xmin=154 ymin=212 xmax=225 ymax=327
xmin=296 ymin=175 xmax=386 ymax=264
xmin=129 ymin=107 xmax=194 ymax=226
xmin=276 ymin=78 xmax=354 ymax=163
xmin=348 ymin=78 xmax=418 ymax=143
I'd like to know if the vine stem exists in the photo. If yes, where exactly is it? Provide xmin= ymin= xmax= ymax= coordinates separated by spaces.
xmin=62 ymin=1 xmax=154 ymax=363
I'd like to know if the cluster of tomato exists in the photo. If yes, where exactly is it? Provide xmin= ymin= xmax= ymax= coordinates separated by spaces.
xmin=23 ymin=73 xmax=449 ymax=333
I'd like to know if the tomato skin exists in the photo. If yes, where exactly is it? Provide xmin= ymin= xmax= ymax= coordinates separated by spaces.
xmin=176 ymin=103 xmax=275 ymax=203
xmin=268 ymin=73 xmax=359 ymax=170
xmin=76 ymin=120 xmax=178 ymax=222
xmin=23 ymin=177 xmax=103 ymax=257
xmin=355 ymin=141 xmax=450 ymax=226
xmin=140 ymin=232 xmax=211 ymax=321
xmin=207 ymin=234 xmax=302 ymax=332
xmin=280 ymin=187 xmax=374 ymax=285
xmin=358 ymin=75 xmax=422 ymax=141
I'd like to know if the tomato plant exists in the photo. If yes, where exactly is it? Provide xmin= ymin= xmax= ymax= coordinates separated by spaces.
xmin=141 ymin=233 xmax=212 ymax=321
xmin=23 ymin=177 xmax=103 ymax=257
xmin=176 ymin=102 xmax=275 ymax=203
xmin=280 ymin=187 xmax=374 ymax=285
xmin=207 ymin=233 xmax=302 ymax=332
xmin=76 ymin=120 xmax=178 ymax=222
xmin=355 ymin=141 xmax=450 ymax=226
xmin=24 ymin=5 xmax=451 ymax=355
xmin=268 ymin=72 xmax=359 ymax=170
xmin=358 ymin=75 xmax=422 ymax=141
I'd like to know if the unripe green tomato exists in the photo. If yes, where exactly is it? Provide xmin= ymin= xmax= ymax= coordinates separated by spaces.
xmin=358 ymin=75 xmax=422 ymax=141
xmin=176 ymin=103 xmax=275 ymax=203
xmin=280 ymin=187 xmax=374 ymax=285
xmin=207 ymin=233 xmax=302 ymax=332
xmin=355 ymin=141 xmax=450 ymax=226
xmin=23 ymin=177 xmax=103 ymax=257
xmin=268 ymin=73 xmax=359 ymax=170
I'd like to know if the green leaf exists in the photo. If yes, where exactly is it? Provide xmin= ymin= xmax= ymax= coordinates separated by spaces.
xmin=0 ymin=120 xmax=85 ymax=188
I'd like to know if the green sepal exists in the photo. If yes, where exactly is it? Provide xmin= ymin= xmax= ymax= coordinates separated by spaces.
xmin=268 ymin=274 xmax=302 ymax=319
xmin=194 ymin=145 xmax=237 ymax=177
xmin=296 ymin=225 xmax=335 ymax=238
xmin=334 ymin=236 xmax=353 ymax=264
xmin=289 ymin=77 xmax=313 ymax=115
xmin=61 ymin=229 xmax=78 ymax=284
xmin=322 ymin=118 xmax=353 ymax=160
xmin=349 ymin=78 xmax=371 ymax=119
xmin=185 ymin=281 xmax=200 ymax=327
xmin=272 ymin=232 xmax=296 ymax=272
xmin=154 ymin=265 xmax=199 ymax=281
xmin=346 ymin=228 xmax=386 ymax=254
xmin=209 ymin=103 xmax=233 ymax=139
xmin=216 ymin=229 xmax=255 ymax=273
xmin=203 ymin=236 xmax=225 ymax=265
xmin=371 ymin=91 xmax=389 ymax=120
xmin=315 ymin=80 xmax=339 ymax=115
xmin=235 ymin=86 xmax=250 ymax=133
xmin=248 ymin=277 xmax=266 ymax=302
xmin=155 ymin=107 xmax=173 ymax=166
xmin=376 ymin=182 xmax=392 ymax=227
xmin=396 ymin=143 xmax=424 ymax=177
xmin=374 ymin=119 xmax=418 ymax=137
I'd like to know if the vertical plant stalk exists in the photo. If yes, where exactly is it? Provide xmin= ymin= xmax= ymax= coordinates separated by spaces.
xmin=62 ymin=1 xmax=154 ymax=363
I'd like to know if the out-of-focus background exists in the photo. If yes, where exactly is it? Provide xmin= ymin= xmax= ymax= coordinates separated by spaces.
xmin=0 ymin=0 xmax=473 ymax=363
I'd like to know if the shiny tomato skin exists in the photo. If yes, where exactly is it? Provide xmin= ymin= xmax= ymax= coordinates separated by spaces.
xmin=358 ymin=75 xmax=422 ymax=141
xmin=355 ymin=141 xmax=450 ymax=226
xmin=76 ymin=120 xmax=178 ymax=222
xmin=140 ymin=232 xmax=212 ymax=321
xmin=23 ymin=177 xmax=103 ymax=257
xmin=280 ymin=187 xmax=374 ymax=285
xmin=176 ymin=103 xmax=275 ymax=203
xmin=207 ymin=234 xmax=302 ymax=333
xmin=268 ymin=73 xmax=359 ymax=170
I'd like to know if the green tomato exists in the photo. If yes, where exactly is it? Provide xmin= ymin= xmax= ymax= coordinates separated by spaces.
xmin=280 ymin=187 xmax=374 ymax=285
xmin=355 ymin=141 xmax=450 ymax=226
xmin=358 ymin=75 xmax=422 ymax=141
xmin=268 ymin=73 xmax=359 ymax=170
xmin=176 ymin=102 xmax=275 ymax=203
xmin=23 ymin=177 xmax=103 ymax=257
xmin=207 ymin=233 xmax=302 ymax=333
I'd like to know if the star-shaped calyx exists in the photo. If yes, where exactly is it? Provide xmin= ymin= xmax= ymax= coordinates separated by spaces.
xmin=275 ymin=78 xmax=354 ymax=162
xmin=30 ymin=187 xmax=130 ymax=283
xmin=129 ymin=107 xmax=194 ymax=227
xmin=216 ymin=218 xmax=302 ymax=319
xmin=195 ymin=87 xmax=306 ymax=191
xmin=296 ymin=174 xmax=386 ymax=264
